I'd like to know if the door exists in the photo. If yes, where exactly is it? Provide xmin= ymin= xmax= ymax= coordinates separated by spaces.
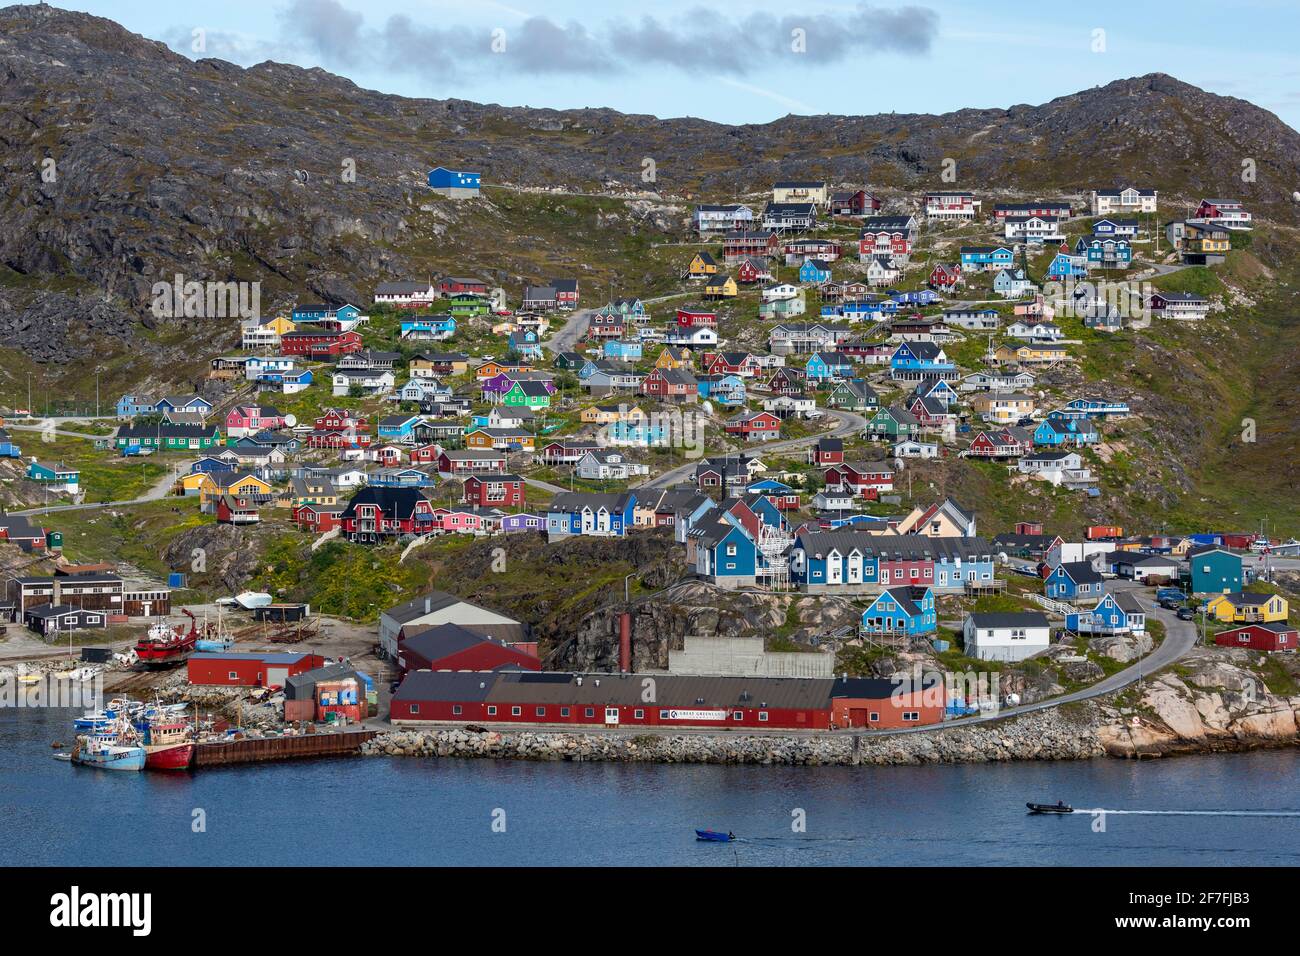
xmin=266 ymin=667 xmax=289 ymax=689
xmin=604 ymin=707 xmax=620 ymax=726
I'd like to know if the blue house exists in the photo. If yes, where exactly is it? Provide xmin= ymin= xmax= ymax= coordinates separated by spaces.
xmin=1045 ymin=561 xmax=1105 ymax=601
xmin=913 ymin=378 xmax=960 ymax=407
xmin=369 ymin=467 xmax=435 ymax=488
xmin=116 ymin=394 xmax=155 ymax=418
xmin=0 ymin=429 xmax=20 ymax=459
xmin=191 ymin=456 xmax=235 ymax=475
xmin=400 ymin=316 xmax=457 ymax=340
xmin=806 ymin=352 xmax=853 ymax=382
xmin=154 ymin=395 xmax=213 ymax=417
xmin=696 ymin=373 xmax=746 ymax=405
xmin=890 ymin=342 xmax=954 ymax=377
xmin=427 ymin=167 xmax=481 ymax=196
xmin=893 ymin=289 xmax=939 ymax=306
xmin=1188 ymin=547 xmax=1243 ymax=596
xmin=508 ymin=330 xmax=544 ymax=360
xmin=799 ymin=259 xmax=833 ymax=284
xmin=604 ymin=420 xmax=670 ymax=447
xmin=690 ymin=517 xmax=760 ymax=588
xmin=1066 ymin=592 xmax=1146 ymax=636
xmin=378 ymin=414 xmax=421 ymax=443
xmin=1076 ymin=237 xmax=1133 ymax=269
xmin=1034 ymin=417 xmax=1098 ymax=447
xmin=959 ymin=246 xmax=1014 ymax=271
xmin=1047 ymin=253 xmax=1088 ymax=279
xmin=291 ymin=304 xmax=331 ymax=323
xmin=603 ymin=339 xmax=643 ymax=361
xmin=860 ymin=586 xmax=936 ymax=637
xmin=546 ymin=491 xmax=636 ymax=540
xmin=1092 ymin=218 xmax=1139 ymax=239
xmin=1063 ymin=398 xmax=1129 ymax=419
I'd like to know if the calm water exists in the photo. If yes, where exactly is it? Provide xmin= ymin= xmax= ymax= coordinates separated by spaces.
xmin=4 ymin=708 xmax=1299 ymax=866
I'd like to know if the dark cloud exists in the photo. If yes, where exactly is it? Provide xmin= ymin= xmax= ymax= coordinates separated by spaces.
xmin=170 ymin=1 xmax=938 ymax=81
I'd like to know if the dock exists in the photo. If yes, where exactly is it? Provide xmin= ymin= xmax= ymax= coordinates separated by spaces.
xmin=192 ymin=729 xmax=377 ymax=767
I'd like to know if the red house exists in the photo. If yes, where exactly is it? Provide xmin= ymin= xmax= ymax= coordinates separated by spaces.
xmin=968 ymin=428 xmax=1031 ymax=459
xmin=587 ymin=313 xmax=624 ymax=340
xmin=398 ymin=622 xmax=541 ymax=674
xmin=642 ymin=367 xmax=698 ymax=402
xmin=735 ymin=257 xmax=772 ymax=283
xmin=722 ymin=230 xmax=778 ymax=263
xmin=293 ymin=503 xmax=344 ymax=533
xmin=410 ymin=443 xmax=441 ymax=464
xmin=188 ymin=652 xmax=326 ymax=689
xmin=725 ymin=410 xmax=781 ymax=441
xmin=1215 ymin=622 xmax=1297 ymax=652
xmin=308 ymin=429 xmax=373 ymax=449
xmin=463 ymin=473 xmax=525 ymax=508
xmin=280 ymin=330 xmax=363 ymax=357
xmin=829 ymin=190 xmax=882 ymax=217
xmin=215 ymin=494 xmax=260 ymax=525
xmin=437 ymin=277 xmax=488 ymax=297
xmin=676 ymin=307 xmax=717 ymax=329
xmin=767 ymin=367 xmax=806 ymax=395
xmin=928 ymin=263 xmax=963 ymax=290
xmin=701 ymin=351 xmax=757 ymax=377
xmin=339 ymin=487 xmax=436 ymax=542
xmin=824 ymin=462 xmax=894 ymax=498
xmin=807 ymin=436 xmax=844 ymax=466
xmin=316 ymin=409 xmax=370 ymax=432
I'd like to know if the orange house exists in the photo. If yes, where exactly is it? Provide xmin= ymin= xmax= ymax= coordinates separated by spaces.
xmin=829 ymin=675 xmax=944 ymax=729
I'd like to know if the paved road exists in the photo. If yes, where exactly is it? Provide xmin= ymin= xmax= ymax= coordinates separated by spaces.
xmin=8 ymin=422 xmax=114 ymax=441
xmin=644 ymin=407 xmax=869 ymax=490
xmin=13 ymin=460 xmax=190 ymax=516
xmin=544 ymin=308 xmax=594 ymax=355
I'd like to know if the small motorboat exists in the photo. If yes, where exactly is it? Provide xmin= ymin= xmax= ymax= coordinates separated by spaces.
xmin=695 ymin=829 xmax=736 ymax=842
xmin=1026 ymin=802 xmax=1074 ymax=814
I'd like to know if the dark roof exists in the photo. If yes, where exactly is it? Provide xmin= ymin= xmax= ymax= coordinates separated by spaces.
xmin=402 ymin=623 xmax=507 ymax=663
xmin=384 ymin=590 xmax=464 ymax=625
xmin=284 ymin=662 xmax=360 ymax=700
xmin=1058 ymin=561 xmax=1103 ymax=584
xmin=831 ymin=673 xmax=941 ymax=699
xmin=968 ymin=612 xmax=1050 ymax=629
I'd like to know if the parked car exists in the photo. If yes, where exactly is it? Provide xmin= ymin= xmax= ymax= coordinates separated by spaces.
xmin=1159 ymin=598 xmax=1182 ymax=611
xmin=1176 ymin=607 xmax=1196 ymax=621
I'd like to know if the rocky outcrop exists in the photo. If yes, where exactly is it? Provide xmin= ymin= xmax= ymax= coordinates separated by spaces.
xmin=1097 ymin=650 xmax=1300 ymax=757
xmin=162 ymin=523 xmax=262 ymax=593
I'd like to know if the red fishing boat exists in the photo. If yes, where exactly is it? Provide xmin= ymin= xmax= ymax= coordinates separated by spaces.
xmin=143 ymin=718 xmax=195 ymax=770
xmin=133 ymin=609 xmax=199 ymax=668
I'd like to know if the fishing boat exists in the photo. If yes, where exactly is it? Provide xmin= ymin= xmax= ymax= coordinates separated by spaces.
xmin=73 ymin=712 xmax=115 ymax=731
xmin=142 ymin=719 xmax=195 ymax=770
xmin=133 ymin=609 xmax=199 ymax=668
xmin=72 ymin=740 xmax=146 ymax=772
xmin=1026 ymin=802 xmax=1074 ymax=814
xmin=695 ymin=829 xmax=735 ymax=842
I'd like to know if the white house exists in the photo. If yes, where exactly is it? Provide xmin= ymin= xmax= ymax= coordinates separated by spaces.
xmin=332 ymin=368 xmax=395 ymax=397
xmin=1017 ymin=451 xmax=1096 ymax=489
xmin=575 ymin=449 xmax=649 ymax=481
xmin=1090 ymin=186 xmax=1158 ymax=216
xmin=963 ymin=612 xmax=1052 ymax=662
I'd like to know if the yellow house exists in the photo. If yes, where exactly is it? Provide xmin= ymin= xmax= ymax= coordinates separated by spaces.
xmin=655 ymin=346 xmax=692 ymax=370
xmin=580 ymin=404 xmax=647 ymax=425
xmin=1206 ymin=592 xmax=1289 ymax=624
xmin=177 ymin=472 xmax=209 ymax=496
xmin=971 ymin=392 xmax=1035 ymax=424
xmin=703 ymin=275 xmax=738 ymax=299
xmin=1185 ymin=222 xmax=1231 ymax=255
xmin=197 ymin=472 xmax=273 ymax=508
xmin=686 ymin=252 xmax=718 ymax=278
xmin=994 ymin=344 xmax=1069 ymax=366
xmin=262 ymin=314 xmax=296 ymax=336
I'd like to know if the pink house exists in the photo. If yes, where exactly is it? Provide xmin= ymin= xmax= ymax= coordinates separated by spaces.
xmin=225 ymin=404 xmax=286 ymax=439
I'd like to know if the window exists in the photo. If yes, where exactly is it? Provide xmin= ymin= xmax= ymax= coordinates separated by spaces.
xmin=869 ymin=712 xmax=880 ymax=722
xmin=560 ymin=707 xmax=570 ymax=717
xmin=584 ymin=707 xmax=595 ymax=718
xmin=452 ymin=705 xmax=462 ymax=716
xmin=758 ymin=712 xmax=769 ymax=722
xmin=733 ymin=710 xmax=744 ymax=721
xmin=535 ymin=707 xmax=546 ymax=718
xmin=487 ymin=706 xmax=497 ymax=716
xmin=903 ymin=712 xmax=920 ymax=722
xmin=634 ymin=709 xmax=644 ymax=720
xmin=511 ymin=706 xmax=521 ymax=717
xmin=228 ymin=671 xmax=238 ymax=680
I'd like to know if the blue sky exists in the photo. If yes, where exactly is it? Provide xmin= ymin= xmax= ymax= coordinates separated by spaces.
xmin=57 ymin=0 xmax=1300 ymax=129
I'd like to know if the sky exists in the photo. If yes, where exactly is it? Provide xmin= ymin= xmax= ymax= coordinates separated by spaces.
xmin=52 ymin=0 xmax=1300 ymax=129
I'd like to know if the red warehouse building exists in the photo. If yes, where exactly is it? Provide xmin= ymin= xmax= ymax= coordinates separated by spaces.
xmin=390 ymin=670 xmax=839 ymax=730
xmin=398 ymin=622 xmax=541 ymax=674
xmin=187 ymin=652 xmax=326 ymax=689
xmin=829 ymin=674 xmax=944 ymax=729
xmin=1214 ymin=622 xmax=1297 ymax=652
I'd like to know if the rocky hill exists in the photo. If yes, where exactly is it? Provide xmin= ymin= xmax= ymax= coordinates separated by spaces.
xmin=3 ymin=2 xmax=1300 ymax=365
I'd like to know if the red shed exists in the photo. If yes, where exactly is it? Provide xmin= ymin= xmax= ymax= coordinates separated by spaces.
xmin=187 ymin=652 xmax=325 ymax=689
xmin=1214 ymin=622 xmax=1297 ymax=652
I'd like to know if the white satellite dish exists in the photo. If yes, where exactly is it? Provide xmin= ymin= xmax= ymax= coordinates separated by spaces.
xmin=284 ymin=414 xmax=298 ymax=428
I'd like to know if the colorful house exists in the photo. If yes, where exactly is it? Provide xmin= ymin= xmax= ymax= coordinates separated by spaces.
xmin=1189 ymin=547 xmax=1243 ymax=596
xmin=546 ymin=491 xmax=637 ymax=539
xmin=1205 ymin=592 xmax=1289 ymax=624
xmin=1065 ymin=592 xmax=1146 ymax=636
xmin=27 ymin=461 xmax=80 ymax=495
xmin=1045 ymin=561 xmax=1105 ymax=602
xmin=860 ymin=587 xmax=936 ymax=637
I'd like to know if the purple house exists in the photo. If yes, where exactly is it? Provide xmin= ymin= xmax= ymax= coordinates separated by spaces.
xmin=480 ymin=373 xmax=557 ymax=398
xmin=501 ymin=512 xmax=546 ymax=533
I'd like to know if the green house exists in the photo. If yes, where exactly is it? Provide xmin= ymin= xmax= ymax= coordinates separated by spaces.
xmin=448 ymin=293 xmax=490 ymax=317
xmin=1189 ymin=547 xmax=1243 ymax=596
xmin=827 ymin=379 xmax=878 ymax=412
xmin=864 ymin=405 xmax=919 ymax=439
xmin=502 ymin=380 xmax=552 ymax=409
xmin=115 ymin=423 xmax=223 ymax=450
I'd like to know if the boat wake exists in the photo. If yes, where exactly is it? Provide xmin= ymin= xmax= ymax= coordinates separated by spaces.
xmin=1075 ymin=808 xmax=1300 ymax=817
